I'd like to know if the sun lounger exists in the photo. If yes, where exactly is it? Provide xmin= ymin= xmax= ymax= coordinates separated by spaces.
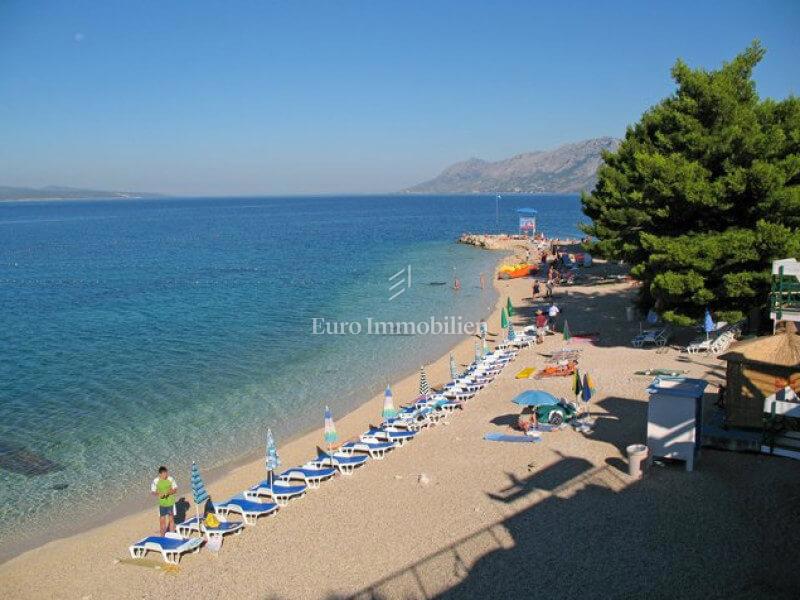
xmin=176 ymin=511 xmax=245 ymax=544
xmin=244 ymin=479 xmax=307 ymax=505
xmin=310 ymin=451 xmax=368 ymax=475
xmin=632 ymin=327 xmax=670 ymax=348
xmin=216 ymin=497 xmax=279 ymax=525
xmin=340 ymin=439 xmax=396 ymax=459
xmin=278 ymin=465 xmax=335 ymax=489
xmin=362 ymin=427 xmax=416 ymax=446
xmin=129 ymin=532 xmax=202 ymax=564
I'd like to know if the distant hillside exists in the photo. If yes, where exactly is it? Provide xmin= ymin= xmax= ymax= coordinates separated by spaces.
xmin=0 ymin=185 xmax=164 ymax=201
xmin=403 ymin=137 xmax=620 ymax=194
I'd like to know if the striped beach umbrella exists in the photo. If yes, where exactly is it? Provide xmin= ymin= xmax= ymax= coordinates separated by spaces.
xmin=324 ymin=405 xmax=338 ymax=450
xmin=418 ymin=366 xmax=430 ymax=397
xmin=474 ymin=340 xmax=482 ymax=362
xmin=266 ymin=428 xmax=281 ymax=487
xmin=449 ymin=354 xmax=458 ymax=380
xmin=506 ymin=297 xmax=514 ymax=316
xmin=483 ymin=337 xmax=490 ymax=356
xmin=501 ymin=307 xmax=509 ymax=329
xmin=383 ymin=385 xmax=397 ymax=419
xmin=190 ymin=462 xmax=209 ymax=523
xmin=507 ymin=323 xmax=516 ymax=341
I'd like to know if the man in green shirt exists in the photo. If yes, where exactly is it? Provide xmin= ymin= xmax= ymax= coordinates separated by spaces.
xmin=150 ymin=466 xmax=177 ymax=536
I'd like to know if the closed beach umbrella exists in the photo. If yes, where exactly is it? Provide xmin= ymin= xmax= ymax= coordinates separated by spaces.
xmin=703 ymin=308 xmax=715 ymax=339
xmin=190 ymin=461 xmax=210 ymax=523
xmin=474 ymin=340 xmax=482 ymax=362
xmin=383 ymin=384 xmax=397 ymax=420
xmin=501 ymin=308 xmax=509 ymax=329
xmin=562 ymin=319 xmax=571 ymax=342
xmin=507 ymin=323 xmax=516 ymax=341
xmin=483 ymin=337 xmax=490 ymax=356
xmin=266 ymin=428 xmax=281 ymax=488
xmin=571 ymin=368 xmax=583 ymax=401
xmin=418 ymin=366 xmax=430 ymax=397
xmin=582 ymin=373 xmax=596 ymax=417
xmin=506 ymin=297 xmax=514 ymax=316
xmin=324 ymin=406 xmax=338 ymax=461
xmin=449 ymin=354 xmax=458 ymax=380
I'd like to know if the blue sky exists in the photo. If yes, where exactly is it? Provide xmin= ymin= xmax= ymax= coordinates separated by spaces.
xmin=1 ymin=0 xmax=798 ymax=195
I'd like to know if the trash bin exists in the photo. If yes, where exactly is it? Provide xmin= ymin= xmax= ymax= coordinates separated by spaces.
xmin=626 ymin=444 xmax=648 ymax=478
xmin=625 ymin=306 xmax=636 ymax=322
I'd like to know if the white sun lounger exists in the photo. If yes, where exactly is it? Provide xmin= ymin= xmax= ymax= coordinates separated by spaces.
xmin=176 ymin=510 xmax=245 ymax=544
xmin=339 ymin=439 xmax=396 ymax=459
xmin=243 ymin=479 xmax=307 ymax=505
xmin=216 ymin=497 xmax=279 ymax=525
xmin=129 ymin=532 xmax=202 ymax=564
xmin=310 ymin=451 xmax=369 ymax=475
xmin=279 ymin=465 xmax=336 ymax=489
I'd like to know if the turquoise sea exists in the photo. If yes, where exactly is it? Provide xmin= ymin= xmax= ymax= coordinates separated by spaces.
xmin=0 ymin=194 xmax=585 ymax=557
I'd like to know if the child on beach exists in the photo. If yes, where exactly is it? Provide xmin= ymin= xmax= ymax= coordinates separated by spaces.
xmin=151 ymin=466 xmax=177 ymax=536
xmin=532 ymin=279 xmax=541 ymax=299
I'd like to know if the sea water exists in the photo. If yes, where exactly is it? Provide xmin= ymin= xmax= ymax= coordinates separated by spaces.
xmin=0 ymin=194 xmax=584 ymax=557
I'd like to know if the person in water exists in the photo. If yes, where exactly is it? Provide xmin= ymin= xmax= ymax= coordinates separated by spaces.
xmin=151 ymin=466 xmax=178 ymax=535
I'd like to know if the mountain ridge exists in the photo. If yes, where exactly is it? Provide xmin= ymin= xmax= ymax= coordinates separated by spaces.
xmin=402 ymin=137 xmax=620 ymax=194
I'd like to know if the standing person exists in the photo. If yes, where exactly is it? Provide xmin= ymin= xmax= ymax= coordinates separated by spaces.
xmin=547 ymin=301 xmax=560 ymax=329
xmin=151 ymin=466 xmax=178 ymax=535
xmin=545 ymin=278 xmax=554 ymax=298
xmin=532 ymin=279 xmax=541 ymax=300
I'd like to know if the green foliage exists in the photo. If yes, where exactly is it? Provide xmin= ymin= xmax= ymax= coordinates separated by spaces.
xmin=582 ymin=41 xmax=800 ymax=323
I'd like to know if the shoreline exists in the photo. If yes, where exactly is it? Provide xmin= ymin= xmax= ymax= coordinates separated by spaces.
xmin=0 ymin=246 xmax=516 ymax=566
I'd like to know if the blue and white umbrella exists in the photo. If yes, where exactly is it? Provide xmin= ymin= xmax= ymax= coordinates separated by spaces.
xmin=703 ymin=308 xmax=715 ymax=339
xmin=190 ymin=461 xmax=209 ymax=522
xmin=266 ymin=428 xmax=280 ymax=487
xmin=507 ymin=323 xmax=516 ymax=341
xmin=418 ymin=366 xmax=430 ymax=397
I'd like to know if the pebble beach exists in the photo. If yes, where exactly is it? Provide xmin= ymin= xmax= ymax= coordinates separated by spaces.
xmin=1 ymin=250 xmax=798 ymax=600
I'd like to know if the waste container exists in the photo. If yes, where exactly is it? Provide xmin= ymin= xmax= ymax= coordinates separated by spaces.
xmin=626 ymin=444 xmax=648 ymax=478
xmin=646 ymin=377 xmax=707 ymax=472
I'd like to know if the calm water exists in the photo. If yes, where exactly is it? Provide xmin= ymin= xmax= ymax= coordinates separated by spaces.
xmin=0 ymin=194 xmax=584 ymax=554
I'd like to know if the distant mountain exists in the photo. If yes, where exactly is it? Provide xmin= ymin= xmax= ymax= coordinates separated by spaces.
xmin=402 ymin=137 xmax=620 ymax=195
xmin=0 ymin=185 xmax=164 ymax=201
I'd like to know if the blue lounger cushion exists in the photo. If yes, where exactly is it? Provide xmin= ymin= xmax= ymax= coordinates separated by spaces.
xmin=224 ymin=498 xmax=278 ymax=513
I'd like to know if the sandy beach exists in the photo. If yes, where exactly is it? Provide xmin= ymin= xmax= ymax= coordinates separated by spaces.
xmin=2 ymin=248 xmax=799 ymax=600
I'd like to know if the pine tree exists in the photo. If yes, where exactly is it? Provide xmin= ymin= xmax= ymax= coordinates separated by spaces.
xmin=582 ymin=42 xmax=800 ymax=325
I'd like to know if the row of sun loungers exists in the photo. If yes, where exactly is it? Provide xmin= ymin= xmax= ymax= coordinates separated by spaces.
xmin=129 ymin=347 xmax=520 ymax=563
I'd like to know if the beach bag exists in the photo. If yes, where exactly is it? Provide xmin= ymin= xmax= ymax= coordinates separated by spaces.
xmin=205 ymin=513 xmax=220 ymax=528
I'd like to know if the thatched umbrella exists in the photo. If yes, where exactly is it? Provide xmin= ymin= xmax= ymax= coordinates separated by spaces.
xmin=720 ymin=322 xmax=800 ymax=428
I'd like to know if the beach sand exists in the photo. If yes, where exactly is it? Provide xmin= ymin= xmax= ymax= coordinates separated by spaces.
xmin=2 ymin=254 xmax=799 ymax=599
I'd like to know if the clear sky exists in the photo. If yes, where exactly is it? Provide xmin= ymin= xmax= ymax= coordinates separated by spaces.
xmin=1 ymin=1 xmax=798 ymax=196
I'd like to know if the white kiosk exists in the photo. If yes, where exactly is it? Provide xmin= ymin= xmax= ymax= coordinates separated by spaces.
xmin=646 ymin=377 xmax=708 ymax=472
